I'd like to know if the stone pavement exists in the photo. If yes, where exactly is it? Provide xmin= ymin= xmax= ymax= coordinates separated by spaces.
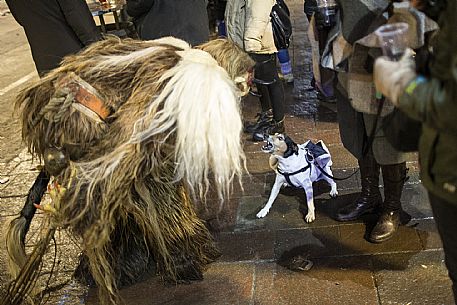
xmin=0 ymin=1 xmax=455 ymax=304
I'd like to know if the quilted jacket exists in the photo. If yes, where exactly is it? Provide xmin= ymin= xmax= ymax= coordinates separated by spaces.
xmin=225 ymin=0 xmax=277 ymax=54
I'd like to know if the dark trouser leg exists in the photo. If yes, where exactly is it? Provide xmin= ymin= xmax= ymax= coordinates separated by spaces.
xmin=304 ymin=0 xmax=317 ymax=22
xmin=317 ymin=26 xmax=335 ymax=99
xmin=250 ymin=53 xmax=285 ymax=141
xmin=369 ymin=162 xmax=406 ymax=243
xmin=256 ymin=83 xmax=273 ymax=113
xmin=336 ymin=149 xmax=382 ymax=221
xmin=429 ymin=192 xmax=457 ymax=303
xmin=250 ymin=53 xmax=285 ymax=121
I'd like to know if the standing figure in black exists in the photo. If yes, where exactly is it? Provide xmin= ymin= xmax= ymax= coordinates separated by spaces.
xmin=126 ymin=0 xmax=210 ymax=46
xmin=6 ymin=0 xmax=101 ymax=76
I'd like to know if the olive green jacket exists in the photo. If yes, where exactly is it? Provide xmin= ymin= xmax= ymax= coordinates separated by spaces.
xmin=398 ymin=0 xmax=457 ymax=204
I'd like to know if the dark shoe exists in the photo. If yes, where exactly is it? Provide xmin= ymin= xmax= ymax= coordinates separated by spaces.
xmin=335 ymin=151 xmax=382 ymax=221
xmin=368 ymin=210 xmax=400 ymax=243
xmin=336 ymin=197 xmax=381 ymax=221
xmin=244 ymin=110 xmax=273 ymax=134
xmin=252 ymin=119 xmax=285 ymax=142
xmin=368 ymin=162 xmax=407 ymax=243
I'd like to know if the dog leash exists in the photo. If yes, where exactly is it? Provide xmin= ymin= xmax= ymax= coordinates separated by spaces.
xmin=313 ymin=97 xmax=386 ymax=181
xmin=277 ymin=150 xmax=359 ymax=183
xmin=276 ymin=98 xmax=386 ymax=183
xmin=315 ymin=163 xmax=359 ymax=181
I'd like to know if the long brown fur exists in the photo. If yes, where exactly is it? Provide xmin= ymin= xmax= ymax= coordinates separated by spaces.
xmin=8 ymin=36 xmax=254 ymax=304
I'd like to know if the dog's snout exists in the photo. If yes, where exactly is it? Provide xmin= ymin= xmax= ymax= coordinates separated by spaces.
xmin=263 ymin=133 xmax=269 ymax=141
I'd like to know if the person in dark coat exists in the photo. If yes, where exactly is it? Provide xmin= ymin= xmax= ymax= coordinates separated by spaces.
xmin=332 ymin=0 xmax=410 ymax=244
xmin=126 ymin=0 xmax=210 ymax=46
xmin=375 ymin=0 xmax=457 ymax=301
xmin=6 ymin=0 xmax=101 ymax=76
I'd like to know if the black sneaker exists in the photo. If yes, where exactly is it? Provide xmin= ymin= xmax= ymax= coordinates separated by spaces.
xmin=244 ymin=110 xmax=273 ymax=134
xmin=252 ymin=119 xmax=285 ymax=142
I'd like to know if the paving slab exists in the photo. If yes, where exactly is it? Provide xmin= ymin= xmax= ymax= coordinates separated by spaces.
xmin=85 ymin=262 xmax=255 ymax=305
xmin=401 ymin=184 xmax=434 ymax=220
xmin=253 ymin=259 xmax=378 ymax=305
xmin=413 ymin=219 xmax=443 ymax=250
xmin=373 ymin=251 xmax=455 ymax=305
xmin=216 ymin=230 xmax=275 ymax=262
xmin=275 ymin=227 xmax=341 ymax=260
xmin=339 ymin=223 xmax=423 ymax=256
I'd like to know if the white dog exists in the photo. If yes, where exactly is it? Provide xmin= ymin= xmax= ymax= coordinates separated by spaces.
xmin=257 ymin=134 xmax=338 ymax=222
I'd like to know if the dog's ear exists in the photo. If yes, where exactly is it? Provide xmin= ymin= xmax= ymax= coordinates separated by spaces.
xmin=283 ymin=135 xmax=299 ymax=158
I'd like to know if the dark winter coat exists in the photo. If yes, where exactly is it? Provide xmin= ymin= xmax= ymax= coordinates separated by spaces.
xmin=398 ymin=0 xmax=457 ymax=204
xmin=126 ymin=0 xmax=210 ymax=46
xmin=6 ymin=0 xmax=101 ymax=75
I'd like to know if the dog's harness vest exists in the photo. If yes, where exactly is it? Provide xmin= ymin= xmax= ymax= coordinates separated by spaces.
xmin=276 ymin=141 xmax=328 ymax=187
xmin=277 ymin=159 xmax=311 ymax=188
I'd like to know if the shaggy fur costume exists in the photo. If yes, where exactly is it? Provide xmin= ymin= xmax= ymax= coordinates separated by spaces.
xmin=5 ymin=36 xmax=254 ymax=304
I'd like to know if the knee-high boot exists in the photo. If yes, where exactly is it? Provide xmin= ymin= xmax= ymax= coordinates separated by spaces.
xmin=369 ymin=162 xmax=407 ymax=243
xmin=336 ymin=151 xmax=382 ymax=221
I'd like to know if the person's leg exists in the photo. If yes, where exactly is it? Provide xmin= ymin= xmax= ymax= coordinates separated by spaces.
xmin=369 ymin=161 xmax=407 ymax=242
xmin=265 ymin=55 xmax=285 ymax=122
xmin=244 ymin=54 xmax=274 ymax=134
xmin=304 ymin=0 xmax=318 ymax=22
xmin=363 ymin=113 xmax=408 ymax=243
xmin=316 ymin=25 xmax=336 ymax=101
xmin=336 ymin=148 xmax=382 ymax=221
xmin=250 ymin=53 xmax=274 ymax=112
xmin=429 ymin=192 xmax=457 ymax=302
xmin=304 ymin=0 xmax=317 ymax=89
xmin=250 ymin=53 xmax=285 ymax=141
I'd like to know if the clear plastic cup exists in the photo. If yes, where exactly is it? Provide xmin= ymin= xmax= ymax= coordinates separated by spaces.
xmin=375 ymin=22 xmax=409 ymax=61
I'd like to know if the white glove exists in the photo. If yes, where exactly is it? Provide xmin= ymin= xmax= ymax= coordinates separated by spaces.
xmin=374 ymin=48 xmax=417 ymax=106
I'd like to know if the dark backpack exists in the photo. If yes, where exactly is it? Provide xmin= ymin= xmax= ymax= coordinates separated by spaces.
xmin=270 ymin=0 xmax=292 ymax=49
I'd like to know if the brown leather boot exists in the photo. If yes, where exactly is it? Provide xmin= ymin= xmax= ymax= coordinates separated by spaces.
xmin=369 ymin=162 xmax=407 ymax=243
xmin=336 ymin=151 xmax=382 ymax=221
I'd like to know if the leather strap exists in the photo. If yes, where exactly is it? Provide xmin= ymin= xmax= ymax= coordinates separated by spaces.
xmin=56 ymin=72 xmax=110 ymax=120
xmin=74 ymin=84 xmax=110 ymax=120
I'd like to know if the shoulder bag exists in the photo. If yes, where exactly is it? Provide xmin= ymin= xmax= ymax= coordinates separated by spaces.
xmin=270 ymin=0 xmax=292 ymax=49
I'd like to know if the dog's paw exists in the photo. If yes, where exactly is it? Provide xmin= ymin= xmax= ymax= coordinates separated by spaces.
xmin=329 ymin=188 xmax=338 ymax=198
xmin=256 ymin=208 xmax=269 ymax=218
xmin=305 ymin=211 xmax=315 ymax=223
